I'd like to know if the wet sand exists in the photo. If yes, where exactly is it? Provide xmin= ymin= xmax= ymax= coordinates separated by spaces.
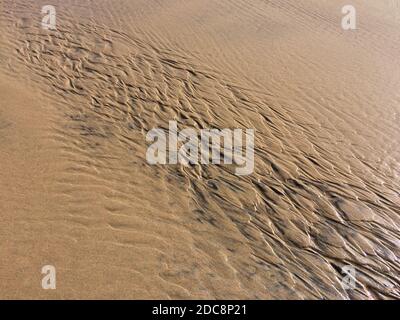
xmin=0 ymin=0 xmax=399 ymax=299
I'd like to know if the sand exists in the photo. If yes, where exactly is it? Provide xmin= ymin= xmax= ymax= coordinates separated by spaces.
xmin=0 ymin=0 xmax=399 ymax=299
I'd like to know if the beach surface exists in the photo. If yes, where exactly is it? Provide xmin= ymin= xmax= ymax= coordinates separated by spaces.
xmin=0 ymin=0 xmax=399 ymax=299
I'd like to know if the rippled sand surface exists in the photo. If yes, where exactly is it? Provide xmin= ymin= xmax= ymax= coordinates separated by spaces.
xmin=0 ymin=0 xmax=399 ymax=299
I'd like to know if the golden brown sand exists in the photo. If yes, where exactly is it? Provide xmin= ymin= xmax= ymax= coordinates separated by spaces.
xmin=0 ymin=0 xmax=399 ymax=299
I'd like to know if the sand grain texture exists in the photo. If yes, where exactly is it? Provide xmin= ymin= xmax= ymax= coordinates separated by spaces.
xmin=0 ymin=0 xmax=399 ymax=299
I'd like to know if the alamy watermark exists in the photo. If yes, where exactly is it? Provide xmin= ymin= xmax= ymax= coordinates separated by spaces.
xmin=341 ymin=5 xmax=356 ymax=30
xmin=146 ymin=121 xmax=255 ymax=176
xmin=41 ymin=265 xmax=56 ymax=289
xmin=389 ymin=0 xmax=400 ymax=10
xmin=341 ymin=265 xmax=356 ymax=290
xmin=37 ymin=4 xmax=364 ymax=33
xmin=41 ymin=5 xmax=56 ymax=30
xmin=389 ymin=0 xmax=400 ymax=18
